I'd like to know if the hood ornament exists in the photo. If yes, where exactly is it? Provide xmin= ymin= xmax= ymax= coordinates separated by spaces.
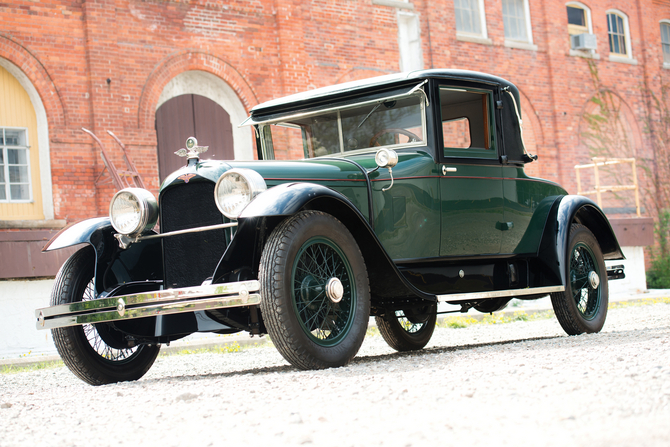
xmin=175 ymin=137 xmax=208 ymax=160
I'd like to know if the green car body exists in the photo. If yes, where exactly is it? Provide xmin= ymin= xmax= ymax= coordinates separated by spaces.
xmin=37 ymin=70 xmax=625 ymax=382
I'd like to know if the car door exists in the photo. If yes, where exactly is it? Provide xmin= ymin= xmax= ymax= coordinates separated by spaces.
xmin=438 ymin=85 xmax=504 ymax=256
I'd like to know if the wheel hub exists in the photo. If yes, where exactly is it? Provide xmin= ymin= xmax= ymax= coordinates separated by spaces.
xmin=326 ymin=277 xmax=344 ymax=303
xmin=588 ymin=271 xmax=600 ymax=289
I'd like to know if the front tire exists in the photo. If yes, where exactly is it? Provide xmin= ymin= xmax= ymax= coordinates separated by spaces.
xmin=51 ymin=246 xmax=160 ymax=385
xmin=375 ymin=304 xmax=437 ymax=351
xmin=551 ymin=224 xmax=608 ymax=335
xmin=259 ymin=211 xmax=370 ymax=369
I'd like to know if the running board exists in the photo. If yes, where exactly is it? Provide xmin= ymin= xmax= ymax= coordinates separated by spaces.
xmin=436 ymin=285 xmax=564 ymax=302
xmin=36 ymin=280 xmax=260 ymax=330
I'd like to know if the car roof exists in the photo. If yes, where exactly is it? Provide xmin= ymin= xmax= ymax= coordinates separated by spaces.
xmin=249 ymin=69 xmax=517 ymax=117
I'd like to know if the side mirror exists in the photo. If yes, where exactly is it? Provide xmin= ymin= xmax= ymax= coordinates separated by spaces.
xmin=375 ymin=148 xmax=398 ymax=192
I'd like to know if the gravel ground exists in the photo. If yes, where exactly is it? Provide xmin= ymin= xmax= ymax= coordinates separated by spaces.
xmin=1 ymin=302 xmax=669 ymax=447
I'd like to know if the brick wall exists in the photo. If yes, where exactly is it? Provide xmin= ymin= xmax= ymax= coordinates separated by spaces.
xmin=1 ymin=0 xmax=669 ymax=223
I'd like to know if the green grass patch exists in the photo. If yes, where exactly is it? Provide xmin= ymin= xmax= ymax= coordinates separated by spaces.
xmin=159 ymin=340 xmax=270 ymax=357
xmin=1 ymin=360 xmax=63 ymax=375
xmin=436 ymin=310 xmax=554 ymax=329
xmin=608 ymin=296 xmax=670 ymax=309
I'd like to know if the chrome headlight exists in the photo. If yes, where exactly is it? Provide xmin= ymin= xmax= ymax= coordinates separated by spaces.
xmin=375 ymin=147 xmax=399 ymax=169
xmin=109 ymin=188 xmax=158 ymax=235
xmin=214 ymin=168 xmax=267 ymax=219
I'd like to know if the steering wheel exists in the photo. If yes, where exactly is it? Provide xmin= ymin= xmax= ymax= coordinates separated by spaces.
xmin=369 ymin=128 xmax=421 ymax=147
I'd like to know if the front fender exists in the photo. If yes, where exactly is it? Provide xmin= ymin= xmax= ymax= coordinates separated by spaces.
xmin=43 ymin=217 xmax=163 ymax=295
xmin=214 ymin=182 xmax=436 ymax=302
xmin=538 ymin=195 xmax=624 ymax=287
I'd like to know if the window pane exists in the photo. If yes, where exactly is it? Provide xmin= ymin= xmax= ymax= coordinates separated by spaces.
xmin=567 ymin=7 xmax=585 ymax=26
xmin=503 ymin=0 xmax=528 ymax=41
xmin=8 ymin=148 xmax=28 ymax=165
xmin=0 ymin=187 xmax=5 ymax=201
xmin=9 ymin=165 xmax=29 ymax=183
xmin=0 ymin=149 xmax=4 ymax=164
xmin=440 ymin=88 xmax=491 ymax=154
xmin=0 ymin=167 xmax=4 ymax=183
xmin=4 ymin=129 xmax=26 ymax=147
xmin=661 ymin=23 xmax=670 ymax=63
xmin=607 ymin=13 xmax=626 ymax=55
xmin=662 ymin=23 xmax=670 ymax=44
xmin=10 ymin=184 xmax=29 ymax=201
xmin=454 ymin=0 xmax=481 ymax=34
xmin=443 ymin=118 xmax=471 ymax=149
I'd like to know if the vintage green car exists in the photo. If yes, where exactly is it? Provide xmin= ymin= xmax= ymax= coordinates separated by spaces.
xmin=36 ymin=69 xmax=624 ymax=385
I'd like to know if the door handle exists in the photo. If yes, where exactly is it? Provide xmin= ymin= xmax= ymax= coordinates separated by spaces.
xmin=442 ymin=166 xmax=457 ymax=175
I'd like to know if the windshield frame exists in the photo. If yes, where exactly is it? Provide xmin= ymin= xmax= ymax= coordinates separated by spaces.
xmin=256 ymin=88 xmax=428 ymax=161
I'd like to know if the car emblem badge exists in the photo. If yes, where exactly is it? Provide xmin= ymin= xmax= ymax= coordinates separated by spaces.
xmin=177 ymin=173 xmax=196 ymax=183
xmin=174 ymin=136 xmax=209 ymax=160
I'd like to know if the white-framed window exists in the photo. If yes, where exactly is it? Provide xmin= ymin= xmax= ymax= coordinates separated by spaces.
xmin=567 ymin=2 xmax=592 ymax=35
xmin=398 ymin=11 xmax=424 ymax=71
xmin=661 ymin=20 xmax=670 ymax=64
xmin=607 ymin=10 xmax=632 ymax=57
xmin=0 ymin=128 xmax=32 ymax=202
xmin=502 ymin=0 xmax=533 ymax=43
xmin=454 ymin=0 xmax=487 ymax=37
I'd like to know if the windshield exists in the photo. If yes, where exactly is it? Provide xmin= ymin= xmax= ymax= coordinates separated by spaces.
xmin=260 ymin=94 xmax=425 ymax=160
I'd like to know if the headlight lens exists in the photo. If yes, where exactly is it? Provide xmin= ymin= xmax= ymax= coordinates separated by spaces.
xmin=109 ymin=188 xmax=158 ymax=235
xmin=214 ymin=168 xmax=267 ymax=219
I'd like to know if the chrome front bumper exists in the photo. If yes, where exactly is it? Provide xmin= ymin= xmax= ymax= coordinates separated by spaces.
xmin=36 ymin=280 xmax=261 ymax=330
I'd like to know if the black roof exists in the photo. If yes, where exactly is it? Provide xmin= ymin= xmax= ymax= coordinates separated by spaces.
xmin=249 ymin=69 xmax=519 ymax=117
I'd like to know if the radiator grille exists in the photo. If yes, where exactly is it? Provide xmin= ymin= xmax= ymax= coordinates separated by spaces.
xmin=160 ymin=182 xmax=229 ymax=288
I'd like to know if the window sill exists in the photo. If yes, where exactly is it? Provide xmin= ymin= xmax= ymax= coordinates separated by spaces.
xmin=456 ymin=33 xmax=492 ymax=46
xmin=0 ymin=219 xmax=67 ymax=230
xmin=371 ymin=0 xmax=414 ymax=10
xmin=504 ymin=40 xmax=538 ymax=52
xmin=609 ymin=54 xmax=638 ymax=65
xmin=663 ymin=62 xmax=670 ymax=70
xmin=569 ymin=49 xmax=600 ymax=59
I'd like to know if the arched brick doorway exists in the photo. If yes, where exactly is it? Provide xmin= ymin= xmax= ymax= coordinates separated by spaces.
xmin=155 ymin=94 xmax=234 ymax=182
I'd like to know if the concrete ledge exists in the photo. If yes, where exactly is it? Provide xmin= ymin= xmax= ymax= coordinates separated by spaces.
xmin=0 ymin=219 xmax=67 ymax=229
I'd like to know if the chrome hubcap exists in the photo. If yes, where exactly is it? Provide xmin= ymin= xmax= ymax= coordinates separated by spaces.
xmin=326 ymin=277 xmax=344 ymax=303
xmin=588 ymin=271 xmax=600 ymax=289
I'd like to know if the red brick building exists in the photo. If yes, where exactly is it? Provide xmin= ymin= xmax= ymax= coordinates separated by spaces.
xmin=1 ymin=0 xmax=667 ymax=278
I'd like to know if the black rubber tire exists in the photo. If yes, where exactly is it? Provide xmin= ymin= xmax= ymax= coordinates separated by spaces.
xmin=551 ymin=224 xmax=608 ymax=335
xmin=259 ymin=211 xmax=370 ymax=369
xmin=375 ymin=304 xmax=437 ymax=351
xmin=51 ymin=246 xmax=160 ymax=385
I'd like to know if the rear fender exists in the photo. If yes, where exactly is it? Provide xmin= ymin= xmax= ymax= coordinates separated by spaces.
xmin=537 ymin=195 xmax=624 ymax=287
xmin=213 ymin=182 xmax=435 ymax=301
xmin=43 ymin=217 xmax=163 ymax=295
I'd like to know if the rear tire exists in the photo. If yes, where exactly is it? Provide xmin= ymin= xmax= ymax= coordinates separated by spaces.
xmin=376 ymin=304 xmax=437 ymax=351
xmin=51 ymin=246 xmax=160 ymax=385
xmin=551 ymin=224 xmax=608 ymax=335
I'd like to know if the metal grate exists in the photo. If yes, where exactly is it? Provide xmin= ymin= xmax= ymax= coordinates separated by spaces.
xmin=160 ymin=181 xmax=228 ymax=288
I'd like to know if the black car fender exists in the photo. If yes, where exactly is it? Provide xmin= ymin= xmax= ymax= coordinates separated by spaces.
xmin=43 ymin=217 xmax=163 ymax=295
xmin=537 ymin=195 xmax=624 ymax=287
xmin=212 ymin=182 xmax=436 ymax=302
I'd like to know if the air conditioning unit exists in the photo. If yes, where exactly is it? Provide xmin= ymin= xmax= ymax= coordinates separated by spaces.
xmin=571 ymin=33 xmax=597 ymax=51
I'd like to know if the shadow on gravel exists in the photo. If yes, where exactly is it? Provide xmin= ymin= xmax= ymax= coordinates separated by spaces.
xmin=138 ymin=325 xmax=670 ymax=384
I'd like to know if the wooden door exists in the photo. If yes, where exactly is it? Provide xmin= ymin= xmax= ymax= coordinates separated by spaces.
xmin=155 ymin=94 xmax=234 ymax=182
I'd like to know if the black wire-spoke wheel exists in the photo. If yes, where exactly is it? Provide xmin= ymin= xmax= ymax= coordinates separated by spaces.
xmin=293 ymin=237 xmax=355 ymax=345
xmin=51 ymin=246 xmax=160 ymax=385
xmin=260 ymin=211 xmax=370 ymax=369
xmin=551 ymin=224 xmax=608 ymax=335
xmin=376 ymin=304 xmax=437 ymax=351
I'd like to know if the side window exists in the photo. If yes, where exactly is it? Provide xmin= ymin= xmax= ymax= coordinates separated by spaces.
xmin=0 ymin=128 xmax=31 ymax=202
xmin=661 ymin=21 xmax=670 ymax=65
xmin=440 ymin=88 xmax=494 ymax=158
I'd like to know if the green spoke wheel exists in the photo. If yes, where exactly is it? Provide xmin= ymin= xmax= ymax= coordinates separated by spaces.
xmin=260 ymin=211 xmax=370 ymax=369
xmin=51 ymin=246 xmax=160 ymax=385
xmin=551 ymin=224 xmax=608 ymax=335
xmin=376 ymin=304 xmax=436 ymax=351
